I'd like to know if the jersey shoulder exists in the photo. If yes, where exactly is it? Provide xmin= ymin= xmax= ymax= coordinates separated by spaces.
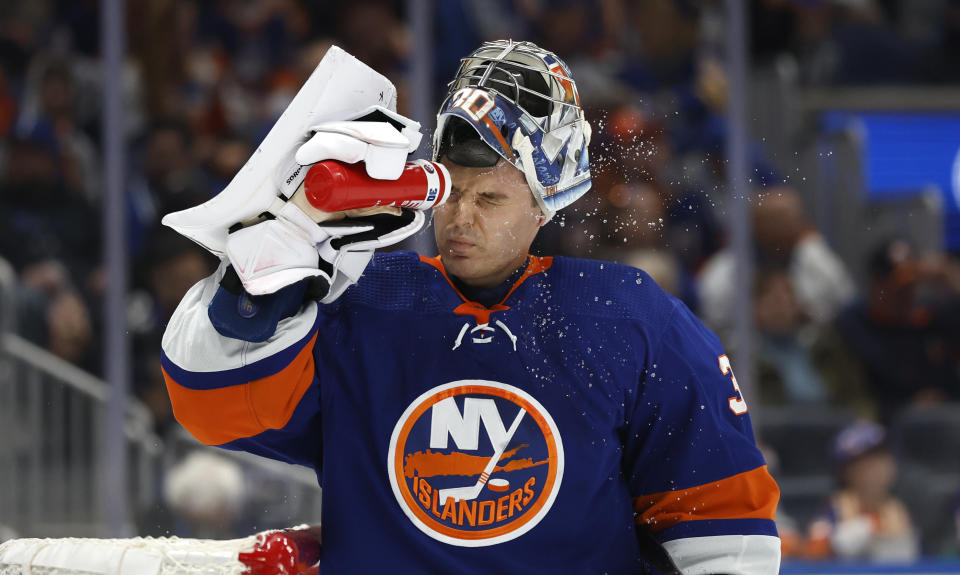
xmin=335 ymin=251 xmax=445 ymax=313
xmin=542 ymin=256 xmax=680 ymax=325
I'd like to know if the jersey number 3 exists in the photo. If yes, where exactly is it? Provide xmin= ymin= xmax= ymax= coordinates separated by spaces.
xmin=718 ymin=355 xmax=748 ymax=415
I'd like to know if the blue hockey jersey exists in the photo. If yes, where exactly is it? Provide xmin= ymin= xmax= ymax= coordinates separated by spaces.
xmin=161 ymin=252 xmax=781 ymax=574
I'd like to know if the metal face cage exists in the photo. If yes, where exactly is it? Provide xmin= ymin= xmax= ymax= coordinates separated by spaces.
xmin=443 ymin=40 xmax=583 ymax=135
xmin=434 ymin=39 xmax=593 ymax=215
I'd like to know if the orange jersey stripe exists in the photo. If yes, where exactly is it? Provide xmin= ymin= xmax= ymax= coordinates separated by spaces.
xmin=633 ymin=465 xmax=779 ymax=533
xmin=162 ymin=331 xmax=319 ymax=445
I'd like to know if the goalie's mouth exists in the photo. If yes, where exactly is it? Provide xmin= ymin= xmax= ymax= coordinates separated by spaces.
xmin=442 ymin=235 xmax=479 ymax=256
xmin=447 ymin=239 xmax=476 ymax=250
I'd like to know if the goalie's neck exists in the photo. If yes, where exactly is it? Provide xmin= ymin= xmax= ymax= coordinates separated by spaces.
xmin=419 ymin=254 xmax=554 ymax=311
xmin=449 ymin=261 xmax=531 ymax=308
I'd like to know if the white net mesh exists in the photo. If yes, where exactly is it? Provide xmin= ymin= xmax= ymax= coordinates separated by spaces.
xmin=0 ymin=533 xmax=263 ymax=575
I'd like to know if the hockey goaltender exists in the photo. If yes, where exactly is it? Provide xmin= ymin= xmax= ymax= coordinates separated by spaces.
xmin=160 ymin=40 xmax=781 ymax=574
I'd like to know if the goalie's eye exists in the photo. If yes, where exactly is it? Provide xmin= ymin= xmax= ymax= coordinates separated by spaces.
xmin=478 ymin=192 xmax=506 ymax=206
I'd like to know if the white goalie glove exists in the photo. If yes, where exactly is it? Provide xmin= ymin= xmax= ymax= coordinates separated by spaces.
xmin=163 ymin=46 xmax=429 ymax=303
xmin=226 ymin=113 xmax=426 ymax=302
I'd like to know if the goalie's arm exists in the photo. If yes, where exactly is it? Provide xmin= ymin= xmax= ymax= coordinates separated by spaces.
xmin=158 ymin=87 xmax=427 ymax=467
xmin=160 ymin=263 xmax=325 ymax=468
xmin=625 ymin=298 xmax=780 ymax=574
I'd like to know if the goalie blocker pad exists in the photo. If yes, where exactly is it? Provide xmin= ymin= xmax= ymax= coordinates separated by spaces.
xmin=161 ymin=45 xmax=417 ymax=257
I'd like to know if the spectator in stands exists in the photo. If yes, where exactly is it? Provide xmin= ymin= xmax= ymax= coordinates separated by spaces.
xmin=698 ymin=186 xmax=855 ymax=336
xmin=596 ymin=182 xmax=682 ymax=297
xmin=20 ymin=58 xmax=101 ymax=205
xmin=128 ymin=120 xmax=201 ymax=256
xmin=142 ymin=450 xmax=249 ymax=539
xmin=805 ymin=421 xmax=918 ymax=561
xmin=747 ymin=261 xmax=875 ymax=413
xmin=334 ymin=1 xmax=408 ymax=84
xmin=202 ymin=132 xmax=254 ymax=205
xmin=562 ymin=102 xmax=719 ymax=309
xmin=753 ymin=269 xmax=829 ymax=405
xmin=0 ymin=131 xmax=100 ymax=277
xmin=0 ymin=132 xmax=98 ymax=368
xmin=602 ymin=105 xmax=673 ymax=184
xmin=832 ymin=239 xmax=960 ymax=421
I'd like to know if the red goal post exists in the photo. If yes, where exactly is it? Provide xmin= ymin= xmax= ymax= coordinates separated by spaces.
xmin=0 ymin=526 xmax=321 ymax=575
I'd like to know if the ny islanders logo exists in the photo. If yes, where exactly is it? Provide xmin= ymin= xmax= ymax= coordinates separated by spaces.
xmin=387 ymin=380 xmax=564 ymax=546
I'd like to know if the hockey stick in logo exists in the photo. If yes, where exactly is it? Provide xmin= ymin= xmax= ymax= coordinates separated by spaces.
xmin=438 ymin=407 xmax=526 ymax=505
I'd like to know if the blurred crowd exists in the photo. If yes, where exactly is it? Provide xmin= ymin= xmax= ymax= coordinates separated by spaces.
xmin=1 ymin=0 xmax=959 ymax=560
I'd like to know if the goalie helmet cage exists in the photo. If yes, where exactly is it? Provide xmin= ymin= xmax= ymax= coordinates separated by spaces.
xmin=0 ymin=526 xmax=321 ymax=575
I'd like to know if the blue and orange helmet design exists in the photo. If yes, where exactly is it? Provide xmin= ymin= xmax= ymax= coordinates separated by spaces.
xmin=433 ymin=40 xmax=592 ymax=216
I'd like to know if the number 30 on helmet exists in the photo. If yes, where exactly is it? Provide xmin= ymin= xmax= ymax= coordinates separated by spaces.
xmin=433 ymin=40 xmax=592 ymax=218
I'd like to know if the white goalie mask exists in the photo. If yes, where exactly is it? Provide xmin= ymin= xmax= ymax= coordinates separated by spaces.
xmin=433 ymin=40 xmax=592 ymax=218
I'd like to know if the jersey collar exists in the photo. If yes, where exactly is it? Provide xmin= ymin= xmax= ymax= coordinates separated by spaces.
xmin=419 ymin=254 xmax=553 ymax=325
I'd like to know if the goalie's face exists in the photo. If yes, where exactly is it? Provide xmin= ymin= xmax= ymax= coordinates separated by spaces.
xmin=433 ymin=158 xmax=545 ymax=288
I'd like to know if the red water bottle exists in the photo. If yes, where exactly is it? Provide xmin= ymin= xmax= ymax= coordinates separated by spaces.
xmin=303 ymin=159 xmax=450 ymax=213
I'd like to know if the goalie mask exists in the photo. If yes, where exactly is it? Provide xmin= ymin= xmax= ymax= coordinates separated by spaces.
xmin=433 ymin=40 xmax=592 ymax=217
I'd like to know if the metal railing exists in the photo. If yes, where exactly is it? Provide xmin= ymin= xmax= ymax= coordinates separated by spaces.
xmin=0 ymin=258 xmax=322 ymax=540
xmin=0 ymin=332 xmax=156 ymax=537
xmin=0 ymin=258 xmax=14 ymax=339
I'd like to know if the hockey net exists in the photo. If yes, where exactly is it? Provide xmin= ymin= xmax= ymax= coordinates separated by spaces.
xmin=0 ymin=526 xmax=321 ymax=575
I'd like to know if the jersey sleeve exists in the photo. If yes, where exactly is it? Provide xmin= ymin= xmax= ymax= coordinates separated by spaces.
xmin=160 ymin=263 xmax=324 ymax=469
xmin=625 ymin=300 xmax=781 ymax=575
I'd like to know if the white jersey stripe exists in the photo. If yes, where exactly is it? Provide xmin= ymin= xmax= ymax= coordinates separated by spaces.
xmin=663 ymin=535 xmax=781 ymax=575
xmin=161 ymin=262 xmax=319 ymax=375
